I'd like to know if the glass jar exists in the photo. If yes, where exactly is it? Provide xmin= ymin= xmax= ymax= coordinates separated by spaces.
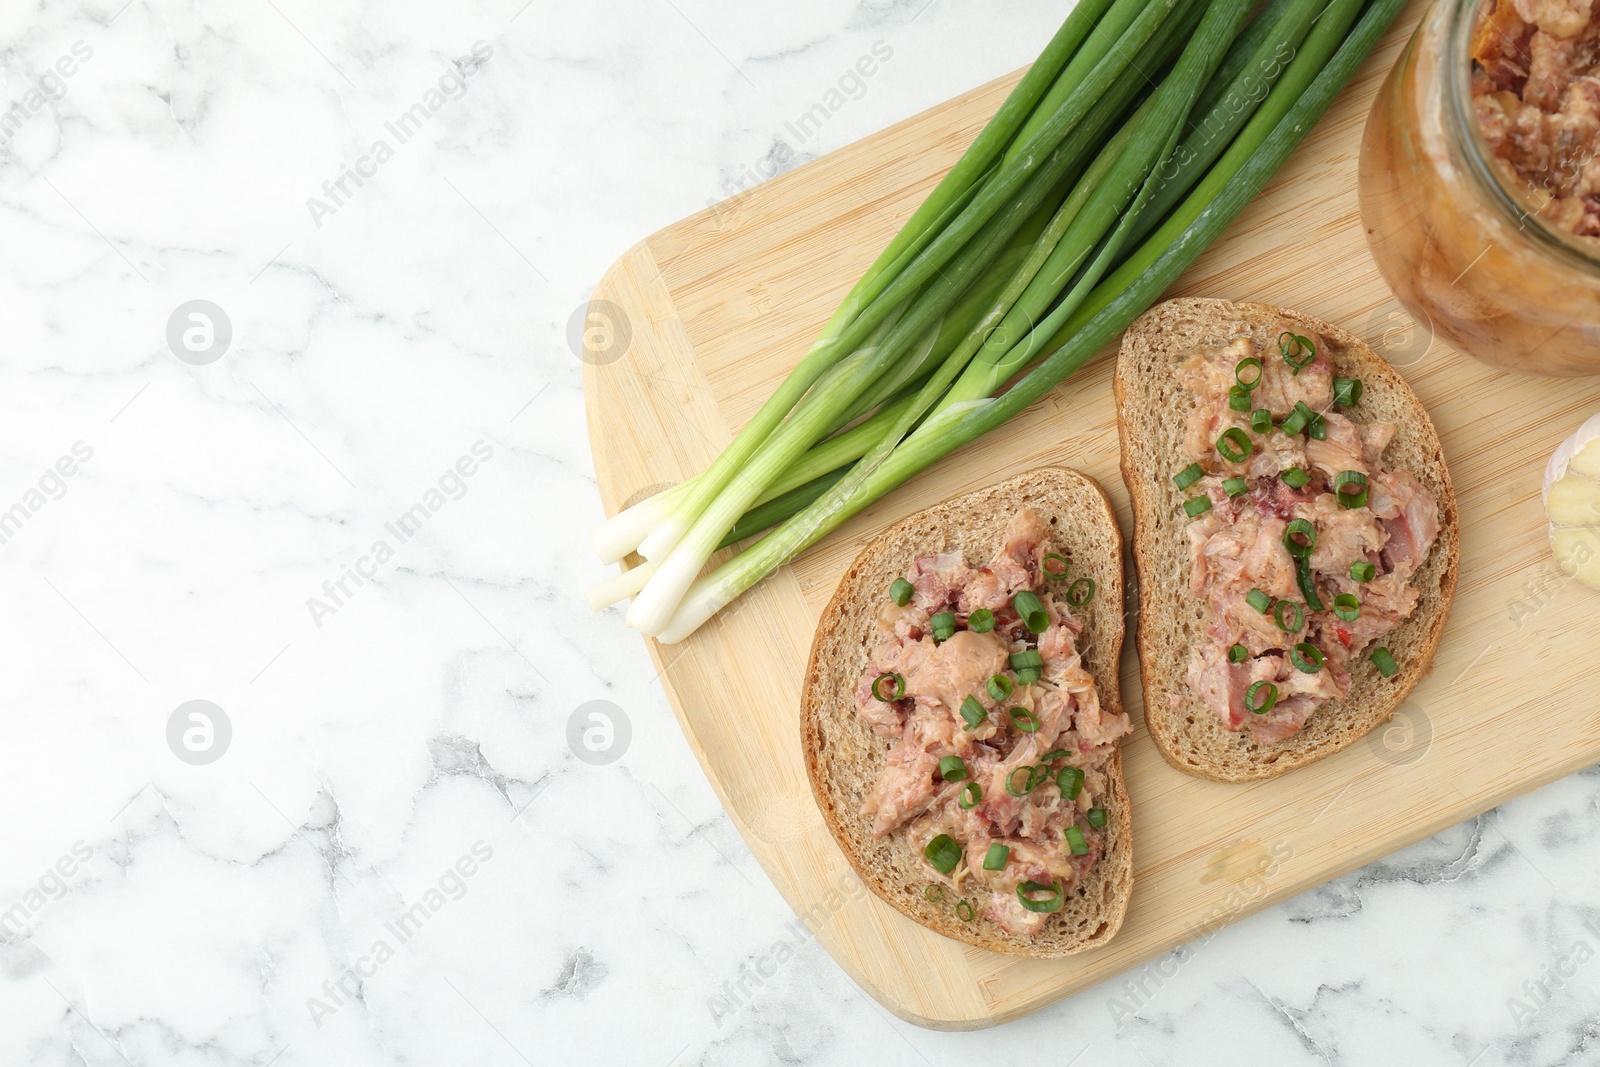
xmin=1359 ymin=0 xmax=1600 ymax=376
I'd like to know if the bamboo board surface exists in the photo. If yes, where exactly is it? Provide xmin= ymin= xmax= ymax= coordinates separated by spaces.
xmin=582 ymin=2 xmax=1600 ymax=1029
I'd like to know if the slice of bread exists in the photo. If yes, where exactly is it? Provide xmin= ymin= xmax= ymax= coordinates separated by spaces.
xmin=800 ymin=467 xmax=1131 ymax=958
xmin=1115 ymin=298 xmax=1460 ymax=782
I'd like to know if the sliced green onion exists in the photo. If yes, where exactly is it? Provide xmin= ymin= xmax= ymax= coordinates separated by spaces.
xmin=1040 ymin=748 xmax=1071 ymax=762
xmin=1371 ymin=646 xmax=1399 ymax=677
xmin=1280 ymin=401 xmax=1313 ymax=435
xmin=1013 ymin=590 xmax=1049 ymax=634
xmin=1246 ymin=588 xmax=1272 ymax=614
xmin=1290 ymin=642 xmax=1324 ymax=674
xmin=960 ymin=781 xmax=982 ymax=809
xmin=1279 ymin=331 xmax=1315 ymax=373
xmin=982 ymin=843 xmax=1010 ymax=871
xmin=1236 ymin=356 xmax=1263 ymax=390
xmin=1245 ymin=679 xmax=1278 ymax=714
xmin=1228 ymin=643 xmax=1248 ymax=663
xmin=1283 ymin=517 xmax=1316 ymax=559
xmin=1251 ymin=408 xmax=1272 ymax=434
xmin=1006 ymin=766 xmax=1037 ymax=797
xmin=955 ymin=899 xmax=975 ymax=922
xmin=1350 ymin=561 xmax=1376 ymax=582
xmin=1296 ymin=557 xmax=1325 ymax=612
xmin=1042 ymin=551 xmax=1070 ymax=579
xmin=1011 ymin=648 xmax=1043 ymax=687
xmin=1281 ymin=466 xmax=1311 ymax=489
xmin=968 ymin=608 xmax=996 ymax=633
xmin=1173 ymin=462 xmax=1205 ymax=489
xmin=987 ymin=674 xmax=1014 ymax=701
xmin=1335 ymin=470 xmax=1369 ymax=509
xmin=924 ymin=833 xmax=961 ymax=874
xmin=1066 ymin=577 xmax=1096 ymax=607
xmin=1009 ymin=707 xmax=1040 ymax=733
xmin=1057 ymin=765 xmax=1084 ymax=801
xmin=960 ymin=694 xmax=987 ymax=730
xmin=1017 ymin=880 xmax=1064 ymax=913
xmin=889 ymin=577 xmax=914 ymax=606
xmin=1308 ymin=413 xmax=1327 ymax=441
xmin=1064 ymin=826 xmax=1090 ymax=856
xmin=1087 ymin=807 xmax=1108 ymax=829
xmin=1333 ymin=592 xmax=1360 ymax=622
xmin=931 ymin=611 xmax=956 ymax=642
xmin=1229 ymin=386 xmax=1251 ymax=411
xmin=1273 ymin=598 xmax=1304 ymax=633
xmin=1009 ymin=649 xmax=1042 ymax=672
xmin=872 ymin=672 xmax=905 ymax=702
xmin=939 ymin=755 xmax=968 ymax=781
xmin=1333 ymin=377 xmax=1363 ymax=406
xmin=1223 ymin=476 xmax=1249 ymax=498
xmin=1184 ymin=494 xmax=1213 ymax=518
xmin=924 ymin=883 xmax=944 ymax=902
xmin=1217 ymin=427 xmax=1253 ymax=463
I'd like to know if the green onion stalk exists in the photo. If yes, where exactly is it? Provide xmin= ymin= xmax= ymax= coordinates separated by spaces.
xmin=624 ymin=112 xmax=1115 ymax=635
xmin=684 ymin=0 xmax=1255 ymax=550
xmin=592 ymin=0 xmax=1141 ymax=569
xmin=653 ymin=0 xmax=1251 ymax=638
xmin=622 ymin=4 xmax=1200 ymax=635
xmin=932 ymin=0 xmax=1252 ymax=417
xmin=667 ymin=0 xmax=1206 ymax=566
xmin=708 ymin=0 xmax=1357 ymax=546
xmin=660 ymin=0 xmax=1244 ymax=631
xmin=651 ymin=0 xmax=1403 ymax=642
xmin=586 ymin=197 xmax=1079 ymax=609
xmin=585 ymin=225 xmax=1043 ymax=609
xmin=1122 ymin=0 xmax=1333 ymax=250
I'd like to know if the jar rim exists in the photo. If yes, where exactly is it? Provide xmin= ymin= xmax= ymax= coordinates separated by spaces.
xmin=1444 ymin=0 xmax=1600 ymax=272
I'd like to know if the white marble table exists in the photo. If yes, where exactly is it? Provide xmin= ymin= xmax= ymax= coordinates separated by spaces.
xmin=1 ymin=0 xmax=1593 ymax=1063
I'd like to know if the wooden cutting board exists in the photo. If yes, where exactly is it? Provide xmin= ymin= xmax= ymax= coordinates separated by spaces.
xmin=583 ymin=3 xmax=1600 ymax=1029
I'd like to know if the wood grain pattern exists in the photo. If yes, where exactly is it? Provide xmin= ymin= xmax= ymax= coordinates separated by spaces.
xmin=582 ymin=3 xmax=1600 ymax=1029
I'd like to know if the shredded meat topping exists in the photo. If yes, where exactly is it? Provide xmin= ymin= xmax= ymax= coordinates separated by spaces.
xmin=1473 ymin=0 xmax=1600 ymax=240
xmin=1176 ymin=328 xmax=1441 ymax=743
xmin=853 ymin=508 xmax=1128 ymax=936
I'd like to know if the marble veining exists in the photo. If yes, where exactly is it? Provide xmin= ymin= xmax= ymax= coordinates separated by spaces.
xmin=2 ymin=0 xmax=1596 ymax=1063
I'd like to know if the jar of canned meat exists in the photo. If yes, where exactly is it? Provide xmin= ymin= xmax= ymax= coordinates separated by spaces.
xmin=1359 ymin=0 xmax=1600 ymax=376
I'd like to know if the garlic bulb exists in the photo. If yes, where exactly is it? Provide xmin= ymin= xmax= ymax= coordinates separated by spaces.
xmin=1543 ymin=412 xmax=1600 ymax=589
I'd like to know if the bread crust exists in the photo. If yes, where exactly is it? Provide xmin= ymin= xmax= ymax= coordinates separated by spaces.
xmin=800 ymin=467 xmax=1131 ymax=959
xmin=1114 ymin=298 xmax=1460 ymax=782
